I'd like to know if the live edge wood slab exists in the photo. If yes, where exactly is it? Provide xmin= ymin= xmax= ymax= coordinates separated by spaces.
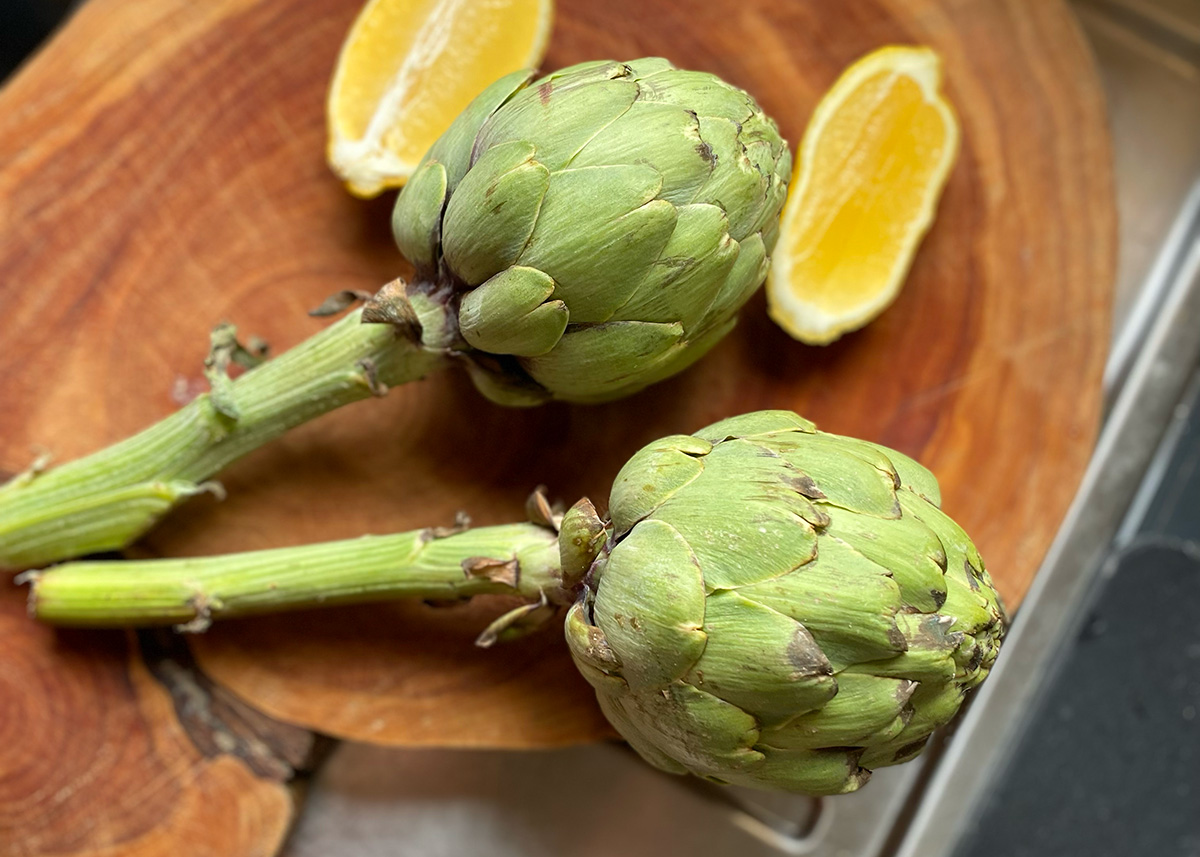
xmin=0 ymin=0 xmax=1113 ymax=853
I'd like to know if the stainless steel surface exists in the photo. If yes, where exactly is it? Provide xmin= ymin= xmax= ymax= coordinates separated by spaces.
xmin=284 ymin=745 xmax=921 ymax=857
xmin=1079 ymin=0 xmax=1200 ymax=394
xmin=282 ymin=2 xmax=1200 ymax=854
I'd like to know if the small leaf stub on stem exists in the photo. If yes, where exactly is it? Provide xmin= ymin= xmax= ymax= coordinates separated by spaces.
xmin=355 ymin=359 xmax=389 ymax=397
xmin=0 ymin=451 xmax=53 ymax=492
xmin=203 ymin=323 xmax=269 ymax=421
xmin=475 ymin=592 xmax=555 ymax=648
xmin=462 ymin=556 xmax=520 ymax=589
xmin=524 ymin=486 xmax=559 ymax=530
xmin=204 ymin=323 xmax=243 ymax=420
xmin=361 ymin=278 xmax=422 ymax=342
xmin=308 ymin=290 xmax=374 ymax=317
xmin=558 ymin=498 xmax=607 ymax=591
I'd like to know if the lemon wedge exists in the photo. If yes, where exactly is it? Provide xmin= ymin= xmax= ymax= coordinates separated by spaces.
xmin=327 ymin=0 xmax=553 ymax=197
xmin=767 ymin=46 xmax=959 ymax=344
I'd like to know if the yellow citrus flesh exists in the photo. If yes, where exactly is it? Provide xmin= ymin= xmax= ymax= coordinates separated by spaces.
xmin=767 ymin=46 xmax=959 ymax=344
xmin=327 ymin=0 xmax=553 ymax=197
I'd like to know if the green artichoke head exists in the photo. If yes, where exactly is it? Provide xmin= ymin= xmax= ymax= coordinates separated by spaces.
xmin=392 ymin=59 xmax=791 ymax=405
xmin=564 ymin=410 xmax=1006 ymax=795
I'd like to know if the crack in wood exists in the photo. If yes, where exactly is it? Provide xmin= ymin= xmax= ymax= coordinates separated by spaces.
xmin=137 ymin=628 xmax=331 ymax=782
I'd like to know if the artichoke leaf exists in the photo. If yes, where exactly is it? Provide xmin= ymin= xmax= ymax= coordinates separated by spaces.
xmin=564 ymin=601 xmax=627 ymax=694
xmin=690 ymin=115 xmax=771 ymax=241
xmin=738 ymin=537 xmax=906 ymax=672
xmin=763 ymin=673 xmax=917 ymax=750
xmin=762 ymin=433 xmax=904 ymax=519
xmin=876 ymin=446 xmax=942 ymax=506
xmin=637 ymin=72 xmax=757 ymax=124
xmin=847 ymin=612 xmax=960 ymax=683
xmin=609 ymin=435 xmax=710 ymax=538
xmin=442 ymin=140 xmax=550 ymax=284
xmin=686 ymin=590 xmax=835 ymax=728
xmin=474 ymin=77 xmax=639 ymax=173
xmin=700 ymin=231 xmax=768 ymax=330
xmin=696 ymin=410 xmax=817 ymax=443
xmin=858 ymin=682 xmax=966 ymax=769
xmin=594 ymin=692 xmax=689 ymax=775
xmin=518 ymin=165 xmax=676 ymax=322
xmin=594 ymin=518 xmax=707 ymax=692
xmin=614 ymin=682 xmax=764 ymax=778
xmin=611 ymin=203 xmax=738 ymax=330
xmin=458 ymin=266 xmax=567 ymax=357
xmin=571 ymin=101 xmax=716 ymax=205
xmin=522 ymin=320 xmax=684 ymax=403
xmin=827 ymin=510 xmax=948 ymax=613
xmin=557 ymin=498 xmax=607 ymax=590
xmin=651 ymin=446 xmax=821 ymax=589
xmin=737 ymin=746 xmax=870 ymax=796
xmin=391 ymin=160 xmax=447 ymax=274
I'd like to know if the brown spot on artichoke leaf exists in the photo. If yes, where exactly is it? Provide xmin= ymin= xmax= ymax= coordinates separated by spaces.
xmin=584 ymin=631 xmax=622 ymax=671
xmin=965 ymin=643 xmax=987 ymax=673
xmin=537 ymin=81 xmax=553 ymax=105
xmin=964 ymin=557 xmax=983 ymax=590
xmin=787 ymin=625 xmax=833 ymax=677
xmin=695 ymin=141 xmax=715 ymax=167
xmin=782 ymin=473 xmax=826 ymax=500
xmin=889 ymin=737 xmax=932 ymax=766
xmin=894 ymin=679 xmax=919 ymax=707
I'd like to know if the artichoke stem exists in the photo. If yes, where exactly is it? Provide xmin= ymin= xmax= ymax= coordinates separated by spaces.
xmin=26 ymin=522 xmax=562 ymax=628
xmin=0 ymin=309 xmax=450 ymax=570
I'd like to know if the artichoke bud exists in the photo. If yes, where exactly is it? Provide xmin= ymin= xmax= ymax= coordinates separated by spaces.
xmin=565 ymin=410 xmax=1006 ymax=795
xmin=390 ymin=59 xmax=792 ymax=405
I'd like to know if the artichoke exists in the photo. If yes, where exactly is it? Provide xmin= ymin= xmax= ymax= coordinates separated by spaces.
xmin=0 ymin=59 xmax=789 ymax=571
xmin=394 ymin=57 xmax=791 ymax=404
xmin=565 ymin=410 xmax=1005 ymax=794
xmin=29 ymin=410 xmax=1004 ymax=796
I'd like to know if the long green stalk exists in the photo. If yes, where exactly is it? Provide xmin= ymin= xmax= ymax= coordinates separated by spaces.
xmin=0 ymin=309 xmax=449 ymax=570
xmin=26 ymin=522 xmax=561 ymax=628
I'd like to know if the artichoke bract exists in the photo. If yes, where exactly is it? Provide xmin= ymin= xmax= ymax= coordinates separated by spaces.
xmin=28 ymin=411 xmax=1004 ymax=796
xmin=393 ymin=58 xmax=791 ymax=404
xmin=566 ymin=410 xmax=1005 ymax=794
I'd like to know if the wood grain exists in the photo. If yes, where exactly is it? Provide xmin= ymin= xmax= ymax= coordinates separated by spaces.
xmin=0 ymin=585 xmax=299 ymax=856
xmin=191 ymin=596 xmax=616 ymax=747
xmin=0 ymin=0 xmax=1113 ymax=848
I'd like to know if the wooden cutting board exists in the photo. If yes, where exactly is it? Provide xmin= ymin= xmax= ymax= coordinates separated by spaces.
xmin=0 ymin=0 xmax=1114 ymax=853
